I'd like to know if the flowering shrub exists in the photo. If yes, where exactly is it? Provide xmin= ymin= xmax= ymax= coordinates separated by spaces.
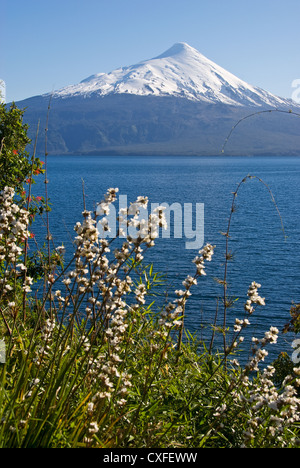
xmin=0 ymin=175 xmax=299 ymax=448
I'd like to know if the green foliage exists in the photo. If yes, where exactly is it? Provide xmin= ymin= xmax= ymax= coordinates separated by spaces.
xmin=272 ymin=352 xmax=295 ymax=386
xmin=283 ymin=303 xmax=300 ymax=335
xmin=272 ymin=303 xmax=300 ymax=395
xmin=0 ymin=102 xmax=44 ymax=193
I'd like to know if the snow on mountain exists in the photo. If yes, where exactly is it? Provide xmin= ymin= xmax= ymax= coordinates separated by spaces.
xmin=18 ymin=42 xmax=300 ymax=156
xmin=52 ymin=42 xmax=289 ymax=108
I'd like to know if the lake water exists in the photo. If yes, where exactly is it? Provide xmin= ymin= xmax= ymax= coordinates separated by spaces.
xmin=32 ymin=155 xmax=300 ymax=363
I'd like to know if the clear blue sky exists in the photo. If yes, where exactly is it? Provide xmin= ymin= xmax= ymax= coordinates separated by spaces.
xmin=1 ymin=0 xmax=300 ymax=103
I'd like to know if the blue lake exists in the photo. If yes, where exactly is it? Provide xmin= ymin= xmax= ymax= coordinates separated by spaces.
xmin=32 ymin=155 xmax=300 ymax=363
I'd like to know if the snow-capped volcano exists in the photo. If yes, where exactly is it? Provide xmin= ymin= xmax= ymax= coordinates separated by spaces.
xmin=16 ymin=43 xmax=300 ymax=156
xmin=53 ymin=42 xmax=289 ymax=108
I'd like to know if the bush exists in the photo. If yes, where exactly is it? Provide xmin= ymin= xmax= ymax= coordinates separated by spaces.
xmin=0 ymin=103 xmax=45 ymax=193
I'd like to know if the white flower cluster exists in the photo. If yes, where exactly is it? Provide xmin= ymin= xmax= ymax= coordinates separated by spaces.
xmin=233 ymin=318 xmax=250 ymax=334
xmin=74 ymin=211 xmax=99 ymax=258
xmin=86 ymin=305 xmax=133 ymax=405
xmin=247 ymin=326 xmax=279 ymax=371
xmin=41 ymin=318 xmax=56 ymax=341
xmin=0 ymin=186 xmax=33 ymax=296
xmin=116 ymin=195 xmax=167 ymax=245
xmin=159 ymin=302 xmax=183 ymax=330
xmin=67 ymin=189 xmax=168 ymax=298
xmin=33 ymin=318 xmax=57 ymax=366
xmin=97 ymin=187 xmax=119 ymax=215
xmin=240 ymin=363 xmax=300 ymax=446
xmin=192 ymin=244 xmax=215 ymax=276
xmin=157 ymin=244 xmax=215 ymax=334
xmin=0 ymin=186 xmax=29 ymax=260
xmin=244 ymin=281 xmax=265 ymax=314
xmin=57 ymin=189 xmax=169 ymax=409
xmin=62 ymin=189 xmax=168 ymax=321
xmin=228 ymin=281 xmax=267 ymax=355
xmin=214 ymin=322 xmax=300 ymax=447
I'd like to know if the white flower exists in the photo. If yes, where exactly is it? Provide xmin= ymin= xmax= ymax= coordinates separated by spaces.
xmin=88 ymin=421 xmax=99 ymax=434
xmin=87 ymin=402 xmax=94 ymax=413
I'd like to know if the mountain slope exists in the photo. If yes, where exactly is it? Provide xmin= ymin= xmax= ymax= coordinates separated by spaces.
xmin=15 ymin=43 xmax=300 ymax=156
xmin=52 ymin=42 xmax=290 ymax=108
